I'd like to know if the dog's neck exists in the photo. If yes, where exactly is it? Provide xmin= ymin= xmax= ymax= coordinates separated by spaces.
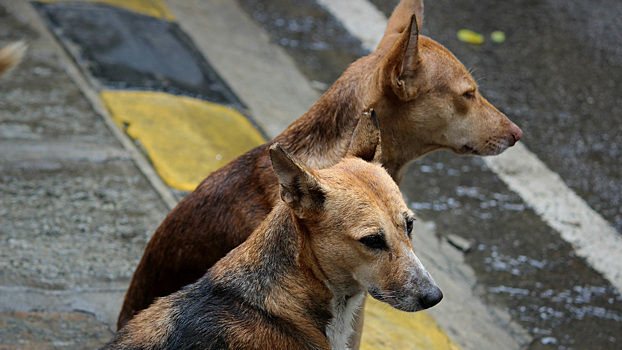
xmin=210 ymin=202 xmax=365 ymax=348
xmin=275 ymin=55 xmax=427 ymax=184
xmin=325 ymin=290 xmax=366 ymax=350
xmin=298 ymin=227 xmax=366 ymax=350
xmin=276 ymin=57 xmax=380 ymax=172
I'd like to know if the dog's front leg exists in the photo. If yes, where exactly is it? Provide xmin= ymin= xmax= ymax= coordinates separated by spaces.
xmin=347 ymin=296 xmax=366 ymax=350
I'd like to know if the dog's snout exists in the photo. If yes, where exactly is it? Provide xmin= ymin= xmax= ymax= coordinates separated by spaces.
xmin=419 ymin=285 xmax=443 ymax=309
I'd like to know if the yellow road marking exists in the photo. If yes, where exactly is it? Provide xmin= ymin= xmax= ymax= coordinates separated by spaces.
xmin=100 ymin=90 xmax=265 ymax=191
xmin=362 ymin=298 xmax=461 ymax=350
xmin=36 ymin=0 xmax=176 ymax=21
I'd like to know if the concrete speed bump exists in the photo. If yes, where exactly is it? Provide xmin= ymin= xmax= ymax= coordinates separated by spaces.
xmin=362 ymin=299 xmax=460 ymax=350
xmin=33 ymin=0 xmax=245 ymax=108
xmin=101 ymin=90 xmax=265 ymax=191
xmin=33 ymin=0 xmax=262 ymax=192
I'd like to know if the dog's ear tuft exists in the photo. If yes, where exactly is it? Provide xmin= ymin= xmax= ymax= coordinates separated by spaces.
xmin=382 ymin=14 xmax=421 ymax=101
xmin=381 ymin=0 xmax=423 ymax=41
xmin=269 ymin=143 xmax=325 ymax=217
xmin=346 ymin=108 xmax=382 ymax=164
xmin=377 ymin=0 xmax=423 ymax=51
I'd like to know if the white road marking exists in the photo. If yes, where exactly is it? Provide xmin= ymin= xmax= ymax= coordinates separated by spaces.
xmin=318 ymin=0 xmax=622 ymax=292
xmin=485 ymin=144 xmax=622 ymax=292
xmin=315 ymin=0 xmax=387 ymax=51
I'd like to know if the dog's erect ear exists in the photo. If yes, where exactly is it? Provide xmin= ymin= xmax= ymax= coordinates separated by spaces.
xmin=269 ymin=143 xmax=325 ymax=217
xmin=382 ymin=14 xmax=421 ymax=101
xmin=346 ymin=108 xmax=382 ymax=164
xmin=382 ymin=0 xmax=423 ymax=40
xmin=377 ymin=0 xmax=423 ymax=51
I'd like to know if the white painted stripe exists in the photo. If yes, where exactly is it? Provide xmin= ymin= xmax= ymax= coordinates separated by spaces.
xmin=315 ymin=0 xmax=387 ymax=52
xmin=485 ymin=144 xmax=622 ymax=291
xmin=321 ymin=0 xmax=622 ymax=292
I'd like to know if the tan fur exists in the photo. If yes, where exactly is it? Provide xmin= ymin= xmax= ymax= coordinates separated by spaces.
xmin=0 ymin=41 xmax=26 ymax=78
xmin=311 ymin=159 xmax=424 ymax=305
xmin=115 ymin=297 xmax=176 ymax=348
xmin=106 ymin=133 xmax=440 ymax=349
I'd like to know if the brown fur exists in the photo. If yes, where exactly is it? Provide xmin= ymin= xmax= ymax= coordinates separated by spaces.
xmin=105 ymin=134 xmax=441 ymax=349
xmin=118 ymin=0 xmax=521 ymax=331
xmin=0 ymin=41 xmax=26 ymax=78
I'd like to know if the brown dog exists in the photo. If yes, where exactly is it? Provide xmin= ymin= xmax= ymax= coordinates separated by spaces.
xmin=118 ymin=0 xmax=522 ymax=330
xmin=0 ymin=41 xmax=26 ymax=79
xmin=104 ymin=115 xmax=442 ymax=349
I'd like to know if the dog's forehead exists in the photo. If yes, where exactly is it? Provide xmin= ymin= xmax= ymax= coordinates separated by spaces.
xmin=419 ymin=36 xmax=476 ymax=89
xmin=321 ymin=158 xmax=406 ymax=211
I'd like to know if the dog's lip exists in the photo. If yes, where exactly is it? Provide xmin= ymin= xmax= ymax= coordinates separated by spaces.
xmin=368 ymin=287 xmax=426 ymax=312
xmin=458 ymin=144 xmax=478 ymax=155
xmin=368 ymin=287 xmax=384 ymax=301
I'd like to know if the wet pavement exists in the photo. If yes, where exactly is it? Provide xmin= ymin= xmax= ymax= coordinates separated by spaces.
xmin=0 ymin=3 xmax=166 ymax=293
xmin=237 ymin=0 xmax=366 ymax=86
xmin=402 ymin=153 xmax=622 ymax=349
xmin=0 ymin=0 xmax=167 ymax=346
xmin=235 ymin=0 xmax=622 ymax=349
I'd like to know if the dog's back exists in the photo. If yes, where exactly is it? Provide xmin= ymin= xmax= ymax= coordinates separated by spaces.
xmin=106 ymin=274 xmax=327 ymax=349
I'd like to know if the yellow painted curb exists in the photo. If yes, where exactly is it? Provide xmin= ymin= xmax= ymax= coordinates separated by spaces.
xmin=100 ymin=90 xmax=265 ymax=191
xmin=36 ymin=0 xmax=176 ymax=21
xmin=362 ymin=298 xmax=460 ymax=350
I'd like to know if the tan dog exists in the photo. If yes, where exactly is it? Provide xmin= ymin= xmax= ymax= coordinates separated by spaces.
xmin=118 ymin=0 xmax=522 ymax=330
xmin=104 ymin=113 xmax=442 ymax=350
xmin=0 ymin=41 xmax=26 ymax=78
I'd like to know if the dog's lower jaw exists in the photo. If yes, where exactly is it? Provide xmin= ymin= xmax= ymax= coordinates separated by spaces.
xmin=367 ymin=286 xmax=442 ymax=313
xmin=458 ymin=137 xmax=517 ymax=156
xmin=326 ymin=291 xmax=366 ymax=350
xmin=458 ymin=144 xmax=478 ymax=155
xmin=476 ymin=137 xmax=517 ymax=156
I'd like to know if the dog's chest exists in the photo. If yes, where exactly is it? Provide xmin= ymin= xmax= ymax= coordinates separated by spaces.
xmin=325 ymin=292 xmax=365 ymax=350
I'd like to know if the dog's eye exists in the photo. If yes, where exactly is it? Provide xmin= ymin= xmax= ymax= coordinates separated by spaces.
xmin=406 ymin=217 xmax=414 ymax=238
xmin=359 ymin=232 xmax=387 ymax=250
xmin=462 ymin=90 xmax=476 ymax=99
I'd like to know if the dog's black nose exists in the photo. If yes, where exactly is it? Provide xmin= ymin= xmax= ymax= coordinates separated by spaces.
xmin=419 ymin=286 xmax=443 ymax=309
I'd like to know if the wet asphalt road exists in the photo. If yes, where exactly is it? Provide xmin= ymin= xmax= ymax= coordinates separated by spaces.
xmin=236 ymin=0 xmax=622 ymax=349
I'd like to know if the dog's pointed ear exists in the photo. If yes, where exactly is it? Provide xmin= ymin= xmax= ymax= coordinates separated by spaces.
xmin=378 ymin=0 xmax=423 ymax=50
xmin=346 ymin=108 xmax=382 ymax=164
xmin=382 ymin=14 xmax=421 ymax=101
xmin=269 ymin=143 xmax=325 ymax=217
